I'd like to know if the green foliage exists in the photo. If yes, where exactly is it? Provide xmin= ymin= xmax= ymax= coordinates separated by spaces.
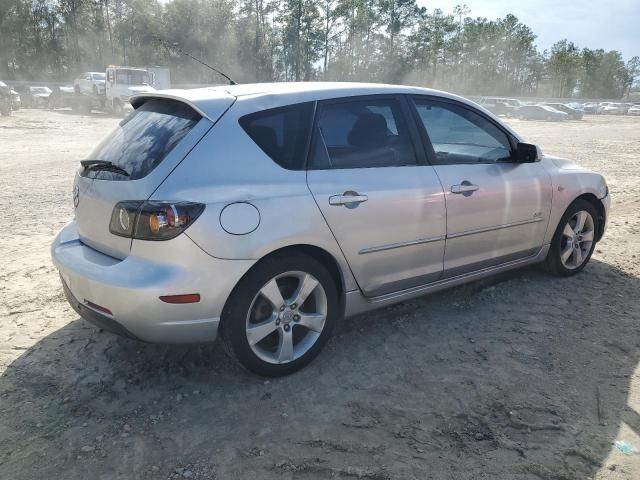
xmin=0 ymin=0 xmax=635 ymax=98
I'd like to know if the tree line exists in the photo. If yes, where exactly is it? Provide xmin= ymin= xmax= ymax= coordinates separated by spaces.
xmin=1 ymin=0 xmax=638 ymax=99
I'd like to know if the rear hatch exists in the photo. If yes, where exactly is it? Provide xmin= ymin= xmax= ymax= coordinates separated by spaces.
xmin=73 ymin=91 xmax=234 ymax=258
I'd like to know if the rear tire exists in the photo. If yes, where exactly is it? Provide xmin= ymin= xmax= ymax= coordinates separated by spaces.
xmin=220 ymin=253 xmax=339 ymax=377
xmin=545 ymin=199 xmax=599 ymax=276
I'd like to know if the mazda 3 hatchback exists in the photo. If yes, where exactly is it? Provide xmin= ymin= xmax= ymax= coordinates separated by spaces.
xmin=52 ymin=82 xmax=610 ymax=376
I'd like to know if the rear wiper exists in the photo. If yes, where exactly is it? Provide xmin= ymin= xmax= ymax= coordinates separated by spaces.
xmin=80 ymin=160 xmax=130 ymax=177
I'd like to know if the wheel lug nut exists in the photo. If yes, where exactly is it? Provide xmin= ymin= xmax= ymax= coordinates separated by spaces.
xmin=293 ymin=315 xmax=300 ymax=322
xmin=283 ymin=324 xmax=290 ymax=332
xmin=280 ymin=305 xmax=285 ymax=312
xmin=275 ymin=319 xmax=280 ymax=325
xmin=290 ymin=303 xmax=297 ymax=310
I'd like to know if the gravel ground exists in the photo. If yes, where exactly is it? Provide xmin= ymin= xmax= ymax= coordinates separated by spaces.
xmin=1 ymin=109 xmax=640 ymax=480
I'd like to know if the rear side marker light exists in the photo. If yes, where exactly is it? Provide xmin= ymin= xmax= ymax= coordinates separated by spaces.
xmin=159 ymin=294 xmax=201 ymax=304
xmin=85 ymin=300 xmax=113 ymax=316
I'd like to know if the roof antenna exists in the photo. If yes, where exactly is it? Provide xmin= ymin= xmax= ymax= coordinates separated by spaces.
xmin=155 ymin=36 xmax=237 ymax=85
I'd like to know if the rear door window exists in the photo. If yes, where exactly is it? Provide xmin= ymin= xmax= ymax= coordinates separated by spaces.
xmin=239 ymin=102 xmax=314 ymax=170
xmin=82 ymin=99 xmax=201 ymax=180
xmin=310 ymin=98 xmax=417 ymax=169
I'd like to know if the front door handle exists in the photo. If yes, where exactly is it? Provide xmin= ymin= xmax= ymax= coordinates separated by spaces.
xmin=450 ymin=182 xmax=479 ymax=195
xmin=329 ymin=191 xmax=368 ymax=208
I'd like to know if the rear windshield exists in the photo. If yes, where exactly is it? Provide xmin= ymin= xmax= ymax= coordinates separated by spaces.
xmin=83 ymin=99 xmax=201 ymax=180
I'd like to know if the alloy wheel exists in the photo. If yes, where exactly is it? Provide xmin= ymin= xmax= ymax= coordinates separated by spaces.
xmin=245 ymin=271 xmax=327 ymax=365
xmin=559 ymin=210 xmax=595 ymax=269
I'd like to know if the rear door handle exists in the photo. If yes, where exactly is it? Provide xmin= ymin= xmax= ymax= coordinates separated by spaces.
xmin=329 ymin=191 xmax=368 ymax=208
xmin=450 ymin=182 xmax=479 ymax=194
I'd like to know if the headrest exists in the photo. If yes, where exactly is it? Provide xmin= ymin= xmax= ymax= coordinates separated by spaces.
xmin=348 ymin=113 xmax=388 ymax=148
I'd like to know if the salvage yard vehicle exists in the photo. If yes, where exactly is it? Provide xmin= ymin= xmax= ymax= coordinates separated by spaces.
xmin=517 ymin=104 xmax=568 ymax=121
xmin=599 ymin=102 xmax=627 ymax=115
xmin=74 ymin=71 xmax=106 ymax=96
xmin=478 ymin=97 xmax=521 ymax=117
xmin=582 ymin=102 xmax=600 ymax=114
xmin=105 ymin=66 xmax=155 ymax=114
xmin=48 ymin=86 xmax=76 ymax=110
xmin=9 ymin=88 xmax=20 ymax=110
xmin=628 ymin=105 xmax=640 ymax=115
xmin=543 ymin=103 xmax=583 ymax=120
xmin=0 ymin=81 xmax=11 ymax=116
xmin=51 ymin=83 xmax=610 ymax=376
xmin=28 ymin=86 xmax=52 ymax=108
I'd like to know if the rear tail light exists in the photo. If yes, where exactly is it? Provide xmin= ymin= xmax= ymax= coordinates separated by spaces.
xmin=109 ymin=201 xmax=205 ymax=240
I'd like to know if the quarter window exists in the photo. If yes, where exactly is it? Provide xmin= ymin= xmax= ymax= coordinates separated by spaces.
xmin=413 ymin=99 xmax=513 ymax=165
xmin=239 ymin=102 xmax=314 ymax=170
xmin=310 ymin=98 xmax=417 ymax=169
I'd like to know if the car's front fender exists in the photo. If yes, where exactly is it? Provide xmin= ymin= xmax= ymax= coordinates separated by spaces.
xmin=541 ymin=156 xmax=609 ymax=244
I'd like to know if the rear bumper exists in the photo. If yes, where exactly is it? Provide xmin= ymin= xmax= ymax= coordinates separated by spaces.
xmin=62 ymin=279 xmax=140 ymax=340
xmin=51 ymin=220 xmax=255 ymax=343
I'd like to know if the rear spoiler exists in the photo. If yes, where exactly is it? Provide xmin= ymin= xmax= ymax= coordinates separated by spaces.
xmin=130 ymin=88 xmax=236 ymax=122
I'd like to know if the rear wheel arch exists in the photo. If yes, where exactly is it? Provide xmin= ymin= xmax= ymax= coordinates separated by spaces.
xmin=218 ymin=244 xmax=343 ymax=376
xmin=222 ymin=244 xmax=346 ymax=318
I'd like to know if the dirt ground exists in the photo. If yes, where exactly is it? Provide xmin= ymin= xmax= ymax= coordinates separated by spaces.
xmin=1 ymin=108 xmax=640 ymax=480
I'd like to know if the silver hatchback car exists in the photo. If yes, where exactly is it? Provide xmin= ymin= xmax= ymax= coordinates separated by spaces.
xmin=52 ymin=82 xmax=609 ymax=376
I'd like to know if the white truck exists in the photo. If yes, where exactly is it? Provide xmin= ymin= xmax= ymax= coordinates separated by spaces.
xmin=104 ymin=66 xmax=157 ymax=114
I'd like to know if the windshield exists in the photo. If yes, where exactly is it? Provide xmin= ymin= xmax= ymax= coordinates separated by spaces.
xmin=31 ymin=87 xmax=51 ymax=94
xmin=116 ymin=69 xmax=149 ymax=85
xmin=83 ymin=99 xmax=201 ymax=180
xmin=92 ymin=73 xmax=105 ymax=80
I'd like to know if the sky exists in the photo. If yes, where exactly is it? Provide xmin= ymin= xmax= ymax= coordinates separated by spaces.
xmin=419 ymin=0 xmax=640 ymax=60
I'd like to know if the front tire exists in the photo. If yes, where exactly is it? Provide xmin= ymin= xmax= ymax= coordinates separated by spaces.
xmin=545 ymin=199 xmax=599 ymax=276
xmin=220 ymin=253 xmax=339 ymax=377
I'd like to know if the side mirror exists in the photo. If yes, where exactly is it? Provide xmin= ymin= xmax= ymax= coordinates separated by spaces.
xmin=514 ymin=142 xmax=539 ymax=163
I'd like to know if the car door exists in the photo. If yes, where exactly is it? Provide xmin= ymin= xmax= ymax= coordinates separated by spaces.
xmin=306 ymin=95 xmax=446 ymax=297
xmin=410 ymin=96 xmax=552 ymax=278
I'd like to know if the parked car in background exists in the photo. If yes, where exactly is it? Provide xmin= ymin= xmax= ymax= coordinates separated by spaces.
xmin=9 ymin=88 xmax=20 ymax=110
xmin=582 ymin=102 xmax=600 ymax=114
xmin=74 ymin=72 xmax=106 ymax=96
xmin=542 ymin=103 xmax=583 ymax=120
xmin=599 ymin=102 xmax=626 ymax=115
xmin=479 ymin=97 xmax=521 ymax=117
xmin=0 ymin=81 xmax=11 ymax=116
xmin=517 ymin=105 xmax=568 ymax=121
xmin=16 ymin=86 xmax=53 ymax=108
xmin=31 ymin=86 xmax=53 ymax=107
xmin=13 ymin=86 xmax=30 ymax=108
xmin=628 ymin=105 xmax=640 ymax=116
xmin=49 ymin=85 xmax=76 ymax=110
xmin=51 ymin=82 xmax=609 ymax=376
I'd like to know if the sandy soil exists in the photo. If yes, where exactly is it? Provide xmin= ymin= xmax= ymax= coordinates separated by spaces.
xmin=1 ymin=109 xmax=640 ymax=480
